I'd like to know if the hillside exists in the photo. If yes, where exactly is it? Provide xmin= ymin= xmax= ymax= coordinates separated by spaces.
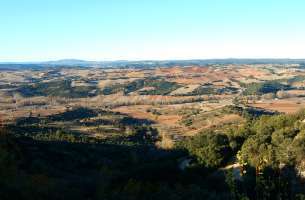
xmin=1 ymin=63 xmax=305 ymax=199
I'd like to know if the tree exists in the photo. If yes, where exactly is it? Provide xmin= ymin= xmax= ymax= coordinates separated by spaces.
xmin=186 ymin=131 xmax=232 ymax=168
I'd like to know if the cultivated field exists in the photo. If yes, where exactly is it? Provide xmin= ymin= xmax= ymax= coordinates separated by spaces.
xmin=1 ymin=63 xmax=305 ymax=144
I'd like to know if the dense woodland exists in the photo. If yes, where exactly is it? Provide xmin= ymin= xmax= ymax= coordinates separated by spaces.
xmin=2 ymin=106 xmax=305 ymax=200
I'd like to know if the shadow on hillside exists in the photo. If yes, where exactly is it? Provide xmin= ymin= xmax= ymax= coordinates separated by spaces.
xmin=2 ymin=130 xmax=305 ymax=200
xmin=11 ymin=107 xmax=155 ymax=138
xmin=14 ymin=107 xmax=154 ymax=125
xmin=4 ymin=107 xmax=305 ymax=200
xmin=4 ymin=134 xmax=304 ymax=200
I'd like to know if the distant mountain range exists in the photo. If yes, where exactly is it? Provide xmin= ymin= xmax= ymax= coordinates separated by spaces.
xmin=1 ymin=58 xmax=305 ymax=70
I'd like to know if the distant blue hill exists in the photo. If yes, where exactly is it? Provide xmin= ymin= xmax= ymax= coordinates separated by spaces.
xmin=1 ymin=58 xmax=305 ymax=69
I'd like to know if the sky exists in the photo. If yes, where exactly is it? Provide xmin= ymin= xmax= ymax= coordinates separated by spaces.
xmin=0 ymin=0 xmax=305 ymax=62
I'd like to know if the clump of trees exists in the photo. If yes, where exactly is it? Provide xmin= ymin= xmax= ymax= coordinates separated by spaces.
xmin=243 ymin=80 xmax=290 ymax=95
xmin=17 ymin=79 xmax=98 ymax=98
xmin=177 ymin=109 xmax=305 ymax=199
xmin=101 ymin=78 xmax=181 ymax=96
xmin=239 ymin=112 xmax=305 ymax=168
xmin=182 ymin=131 xmax=232 ymax=168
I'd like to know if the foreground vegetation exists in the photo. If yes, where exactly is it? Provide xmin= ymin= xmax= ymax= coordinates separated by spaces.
xmin=2 ymin=106 xmax=305 ymax=200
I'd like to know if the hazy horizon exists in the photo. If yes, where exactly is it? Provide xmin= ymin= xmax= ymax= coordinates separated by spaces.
xmin=3 ymin=57 xmax=305 ymax=64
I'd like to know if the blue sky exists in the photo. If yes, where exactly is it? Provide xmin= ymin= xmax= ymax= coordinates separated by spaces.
xmin=0 ymin=0 xmax=305 ymax=61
